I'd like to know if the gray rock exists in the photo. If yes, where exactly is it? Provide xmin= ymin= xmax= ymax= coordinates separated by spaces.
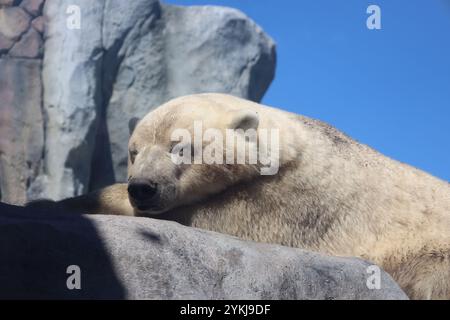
xmin=90 ymin=0 xmax=164 ymax=190
xmin=41 ymin=0 xmax=104 ymax=200
xmin=0 ymin=58 xmax=44 ymax=205
xmin=0 ymin=202 xmax=408 ymax=300
xmin=40 ymin=0 xmax=275 ymax=198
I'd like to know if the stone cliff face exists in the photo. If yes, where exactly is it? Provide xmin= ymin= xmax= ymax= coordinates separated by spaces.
xmin=0 ymin=0 xmax=276 ymax=203
xmin=0 ymin=0 xmax=45 ymax=204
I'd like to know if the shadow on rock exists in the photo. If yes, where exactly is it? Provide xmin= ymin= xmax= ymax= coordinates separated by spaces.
xmin=0 ymin=202 xmax=126 ymax=299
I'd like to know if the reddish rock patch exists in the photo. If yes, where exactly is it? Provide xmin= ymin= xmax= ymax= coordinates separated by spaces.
xmin=20 ymin=0 xmax=43 ymax=17
xmin=31 ymin=15 xmax=44 ymax=34
xmin=0 ymin=31 xmax=14 ymax=53
xmin=9 ymin=27 xmax=42 ymax=58
xmin=0 ymin=7 xmax=30 ymax=40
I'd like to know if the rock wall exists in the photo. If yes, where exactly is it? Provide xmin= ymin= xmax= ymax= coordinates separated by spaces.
xmin=0 ymin=0 xmax=45 ymax=59
xmin=0 ymin=0 xmax=45 ymax=204
xmin=0 ymin=202 xmax=408 ymax=299
xmin=0 ymin=0 xmax=276 ymax=203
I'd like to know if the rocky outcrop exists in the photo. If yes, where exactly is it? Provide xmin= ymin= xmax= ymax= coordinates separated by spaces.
xmin=0 ymin=0 xmax=276 ymax=203
xmin=0 ymin=202 xmax=408 ymax=299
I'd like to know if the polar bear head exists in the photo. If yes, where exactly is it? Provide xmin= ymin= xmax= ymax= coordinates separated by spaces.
xmin=127 ymin=93 xmax=280 ymax=215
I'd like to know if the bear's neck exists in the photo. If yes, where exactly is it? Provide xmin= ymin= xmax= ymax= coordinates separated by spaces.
xmin=161 ymin=161 xmax=342 ymax=251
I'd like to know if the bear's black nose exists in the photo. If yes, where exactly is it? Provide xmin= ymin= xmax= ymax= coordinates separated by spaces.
xmin=128 ymin=179 xmax=158 ymax=201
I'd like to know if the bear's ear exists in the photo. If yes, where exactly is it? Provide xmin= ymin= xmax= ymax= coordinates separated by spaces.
xmin=228 ymin=109 xmax=259 ymax=131
xmin=128 ymin=117 xmax=141 ymax=136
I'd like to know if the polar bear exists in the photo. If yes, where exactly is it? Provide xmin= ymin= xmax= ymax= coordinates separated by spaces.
xmin=32 ymin=93 xmax=450 ymax=299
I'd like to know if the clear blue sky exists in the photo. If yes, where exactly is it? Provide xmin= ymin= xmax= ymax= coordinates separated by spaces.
xmin=168 ymin=0 xmax=450 ymax=181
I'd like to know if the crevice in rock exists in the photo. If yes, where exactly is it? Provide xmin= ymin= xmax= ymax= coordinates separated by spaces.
xmin=247 ymin=44 xmax=276 ymax=102
xmin=88 ymin=1 xmax=163 ymax=192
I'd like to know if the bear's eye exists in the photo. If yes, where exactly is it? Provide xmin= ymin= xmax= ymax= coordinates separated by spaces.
xmin=129 ymin=149 xmax=138 ymax=164
xmin=170 ymin=142 xmax=185 ymax=157
xmin=170 ymin=142 xmax=194 ymax=161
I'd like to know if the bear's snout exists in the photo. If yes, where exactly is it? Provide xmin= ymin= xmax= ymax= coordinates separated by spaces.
xmin=128 ymin=178 xmax=158 ymax=205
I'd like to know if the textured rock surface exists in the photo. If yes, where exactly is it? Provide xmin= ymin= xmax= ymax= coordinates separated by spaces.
xmin=0 ymin=0 xmax=45 ymax=204
xmin=0 ymin=59 xmax=44 ymax=205
xmin=0 ymin=0 xmax=16 ymax=7
xmin=0 ymin=7 xmax=30 ymax=40
xmin=20 ymin=0 xmax=44 ymax=16
xmin=0 ymin=203 xmax=408 ymax=300
xmin=30 ymin=15 xmax=44 ymax=33
xmin=0 ymin=0 xmax=275 ymax=203
xmin=9 ymin=27 xmax=43 ymax=58
xmin=0 ymin=32 xmax=14 ymax=53
xmin=0 ymin=2 xmax=44 ymax=59
xmin=41 ymin=0 xmax=104 ymax=200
